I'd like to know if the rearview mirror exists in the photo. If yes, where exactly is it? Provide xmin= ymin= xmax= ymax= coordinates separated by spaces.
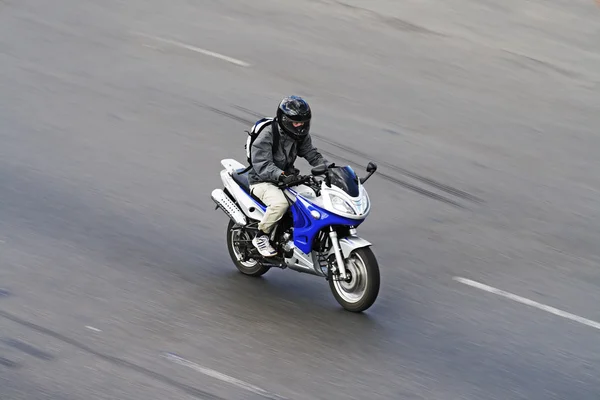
xmin=311 ymin=164 xmax=328 ymax=176
xmin=360 ymin=161 xmax=378 ymax=184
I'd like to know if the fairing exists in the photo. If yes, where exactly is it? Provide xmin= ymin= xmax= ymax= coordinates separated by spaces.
xmin=291 ymin=195 xmax=365 ymax=254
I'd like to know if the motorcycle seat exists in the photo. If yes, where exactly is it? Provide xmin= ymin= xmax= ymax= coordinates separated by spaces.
xmin=232 ymin=168 xmax=267 ymax=208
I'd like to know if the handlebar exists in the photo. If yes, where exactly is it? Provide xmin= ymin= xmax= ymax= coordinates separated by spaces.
xmin=277 ymin=175 xmax=314 ymax=189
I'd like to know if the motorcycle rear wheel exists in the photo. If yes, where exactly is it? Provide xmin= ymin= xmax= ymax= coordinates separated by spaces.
xmin=226 ymin=219 xmax=271 ymax=277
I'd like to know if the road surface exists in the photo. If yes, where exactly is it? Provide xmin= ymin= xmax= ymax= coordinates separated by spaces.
xmin=1 ymin=0 xmax=600 ymax=399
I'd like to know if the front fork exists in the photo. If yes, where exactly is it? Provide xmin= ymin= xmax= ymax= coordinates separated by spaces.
xmin=328 ymin=227 xmax=348 ymax=281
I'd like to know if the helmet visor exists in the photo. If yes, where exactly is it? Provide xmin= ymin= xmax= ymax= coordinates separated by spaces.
xmin=281 ymin=115 xmax=310 ymax=138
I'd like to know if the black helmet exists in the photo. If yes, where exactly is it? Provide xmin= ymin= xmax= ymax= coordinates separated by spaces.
xmin=276 ymin=95 xmax=311 ymax=140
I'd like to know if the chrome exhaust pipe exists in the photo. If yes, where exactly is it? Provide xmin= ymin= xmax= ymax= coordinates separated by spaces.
xmin=211 ymin=189 xmax=247 ymax=226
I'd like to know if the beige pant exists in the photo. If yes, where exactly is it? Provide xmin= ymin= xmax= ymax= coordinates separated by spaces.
xmin=250 ymin=182 xmax=289 ymax=234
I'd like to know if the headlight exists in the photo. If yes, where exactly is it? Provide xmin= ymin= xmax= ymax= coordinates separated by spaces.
xmin=330 ymin=194 xmax=356 ymax=215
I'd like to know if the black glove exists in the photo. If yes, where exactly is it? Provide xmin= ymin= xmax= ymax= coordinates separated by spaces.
xmin=279 ymin=173 xmax=299 ymax=185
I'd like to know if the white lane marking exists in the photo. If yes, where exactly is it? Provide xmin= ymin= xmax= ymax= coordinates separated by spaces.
xmin=132 ymin=32 xmax=251 ymax=67
xmin=454 ymin=277 xmax=600 ymax=331
xmin=85 ymin=326 xmax=102 ymax=332
xmin=162 ymin=352 xmax=287 ymax=400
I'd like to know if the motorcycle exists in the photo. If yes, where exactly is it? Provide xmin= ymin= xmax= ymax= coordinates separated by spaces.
xmin=211 ymin=158 xmax=380 ymax=312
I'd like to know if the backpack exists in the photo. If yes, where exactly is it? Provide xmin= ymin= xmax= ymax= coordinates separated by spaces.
xmin=240 ymin=117 xmax=279 ymax=173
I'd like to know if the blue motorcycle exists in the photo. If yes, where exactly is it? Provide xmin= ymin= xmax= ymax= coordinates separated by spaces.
xmin=211 ymin=159 xmax=380 ymax=312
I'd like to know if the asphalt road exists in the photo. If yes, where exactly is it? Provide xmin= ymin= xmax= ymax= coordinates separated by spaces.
xmin=1 ymin=0 xmax=600 ymax=399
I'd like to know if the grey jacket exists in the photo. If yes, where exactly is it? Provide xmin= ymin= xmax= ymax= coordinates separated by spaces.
xmin=248 ymin=120 xmax=328 ymax=185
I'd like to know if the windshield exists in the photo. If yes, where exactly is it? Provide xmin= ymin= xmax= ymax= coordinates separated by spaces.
xmin=329 ymin=166 xmax=360 ymax=197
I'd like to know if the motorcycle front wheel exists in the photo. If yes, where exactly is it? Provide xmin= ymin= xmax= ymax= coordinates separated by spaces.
xmin=329 ymin=247 xmax=380 ymax=312
xmin=226 ymin=219 xmax=271 ymax=277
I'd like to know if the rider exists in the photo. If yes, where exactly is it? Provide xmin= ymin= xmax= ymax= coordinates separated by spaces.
xmin=248 ymin=96 xmax=328 ymax=257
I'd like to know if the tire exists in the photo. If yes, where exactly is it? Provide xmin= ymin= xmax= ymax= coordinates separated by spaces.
xmin=328 ymin=247 xmax=380 ymax=312
xmin=226 ymin=219 xmax=270 ymax=277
